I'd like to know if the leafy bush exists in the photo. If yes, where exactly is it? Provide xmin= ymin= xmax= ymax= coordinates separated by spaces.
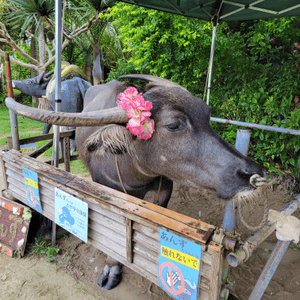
xmin=108 ymin=4 xmax=300 ymax=175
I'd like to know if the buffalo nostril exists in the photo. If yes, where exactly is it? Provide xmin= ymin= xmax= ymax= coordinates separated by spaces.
xmin=237 ymin=169 xmax=254 ymax=182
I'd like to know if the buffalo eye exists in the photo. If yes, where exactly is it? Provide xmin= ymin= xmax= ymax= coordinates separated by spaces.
xmin=165 ymin=121 xmax=185 ymax=132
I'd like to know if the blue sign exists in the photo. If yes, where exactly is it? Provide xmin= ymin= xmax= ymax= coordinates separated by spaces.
xmin=20 ymin=142 xmax=37 ymax=155
xmin=158 ymin=229 xmax=202 ymax=300
xmin=22 ymin=167 xmax=43 ymax=213
xmin=55 ymin=188 xmax=88 ymax=243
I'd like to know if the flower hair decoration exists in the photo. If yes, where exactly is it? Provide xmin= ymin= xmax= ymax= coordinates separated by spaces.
xmin=117 ymin=87 xmax=154 ymax=140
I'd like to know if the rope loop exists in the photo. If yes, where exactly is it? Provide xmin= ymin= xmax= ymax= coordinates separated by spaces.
xmin=237 ymin=174 xmax=270 ymax=231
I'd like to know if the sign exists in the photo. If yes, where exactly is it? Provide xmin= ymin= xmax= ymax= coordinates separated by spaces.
xmin=20 ymin=142 xmax=37 ymax=155
xmin=0 ymin=196 xmax=31 ymax=257
xmin=55 ymin=188 xmax=88 ymax=243
xmin=22 ymin=167 xmax=43 ymax=213
xmin=158 ymin=229 xmax=202 ymax=300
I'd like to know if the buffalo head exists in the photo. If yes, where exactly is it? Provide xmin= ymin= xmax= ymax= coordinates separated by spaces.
xmin=6 ymin=74 xmax=265 ymax=203
xmin=12 ymin=71 xmax=53 ymax=98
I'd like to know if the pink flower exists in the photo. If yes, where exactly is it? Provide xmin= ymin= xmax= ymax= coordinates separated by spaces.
xmin=117 ymin=87 xmax=155 ymax=140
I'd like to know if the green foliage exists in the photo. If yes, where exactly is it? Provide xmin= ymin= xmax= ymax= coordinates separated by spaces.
xmin=31 ymin=237 xmax=60 ymax=263
xmin=107 ymin=5 xmax=300 ymax=175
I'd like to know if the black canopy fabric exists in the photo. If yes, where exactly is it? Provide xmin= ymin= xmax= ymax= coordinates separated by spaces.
xmin=119 ymin=0 xmax=300 ymax=21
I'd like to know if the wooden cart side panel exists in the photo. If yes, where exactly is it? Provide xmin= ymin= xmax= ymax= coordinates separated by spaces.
xmin=2 ymin=150 xmax=215 ymax=239
xmin=2 ymin=150 xmax=223 ymax=300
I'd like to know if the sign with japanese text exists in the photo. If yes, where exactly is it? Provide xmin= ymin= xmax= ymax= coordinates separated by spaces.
xmin=158 ymin=229 xmax=202 ymax=300
xmin=20 ymin=142 xmax=37 ymax=155
xmin=22 ymin=167 xmax=43 ymax=213
xmin=0 ymin=196 xmax=31 ymax=257
xmin=55 ymin=188 xmax=88 ymax=243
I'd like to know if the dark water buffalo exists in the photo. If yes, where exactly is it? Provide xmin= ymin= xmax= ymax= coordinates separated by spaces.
xmin=6 ymin=74 xmax=264 ymax=290
xmin=12 ymin=71 xmax=92 ymax=153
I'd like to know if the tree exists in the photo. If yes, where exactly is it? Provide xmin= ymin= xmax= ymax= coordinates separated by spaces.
xmin=108 ymin=3 xmax=300 ymax=174
xmin=0 ymin=0 xmax=116 ymax=74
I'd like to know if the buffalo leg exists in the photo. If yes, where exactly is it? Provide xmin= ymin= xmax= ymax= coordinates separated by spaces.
xmin=43 ymin=123 xmax=52 ymax=135
xmin=97 ymin=259 xmax=122 ymax=290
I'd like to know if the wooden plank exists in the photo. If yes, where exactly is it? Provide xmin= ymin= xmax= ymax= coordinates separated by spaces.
xmin=126 ymin=218 xmax=133 ymax=263
xmin=89 ymin=210 xmax=126 ymax=235
xmin=89 ymin=229 xmax=126 ymax=258
xmin=30 ymin=140 xmax=53 ymax=158
xmin=88 ymin=219 xmax=126 ymax=247
xmin=63 ymin=137 xmax=70 ymax=172
xmin=133 ymin=241 xmax=158 ymax=264
xmin=133 ymin=222 xmax=159 ymax=240
xmin=0 ymin=155 xmax=8 ymax=190
xmin=208 ymin=247 xmax=223 ymax=300
xmin=133 ymin=231 xmax=160 ymax=253
xmin=17 ymin=130 xmax=75 ymax=145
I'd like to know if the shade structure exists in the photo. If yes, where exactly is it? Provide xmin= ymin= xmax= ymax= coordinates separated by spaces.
xmin=119 ymin=0 xmax=300 ymax=21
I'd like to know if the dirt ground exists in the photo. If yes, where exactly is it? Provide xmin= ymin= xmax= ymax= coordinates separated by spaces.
xmin=1 ymin=144 xmax=300 ymax=300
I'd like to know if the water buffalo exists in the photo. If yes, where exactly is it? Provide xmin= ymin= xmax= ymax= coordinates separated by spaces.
xmin=5 ymin=74 xmax=264 ymax=290
xmin=12 ymin=69 xmax=92 ymax=154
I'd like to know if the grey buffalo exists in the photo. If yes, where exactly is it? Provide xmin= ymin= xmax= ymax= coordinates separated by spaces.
xmin=12 ymin=71 xmax=92 ymax=153
xmin=6 ymin=74 xmax=264 ymax=290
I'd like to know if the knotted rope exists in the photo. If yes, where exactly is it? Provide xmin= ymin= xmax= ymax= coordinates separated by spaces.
xmin=237 ymin=174 xmax=270 ymax=231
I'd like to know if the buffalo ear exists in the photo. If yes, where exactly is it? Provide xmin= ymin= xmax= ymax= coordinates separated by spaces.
xmin=85 ymin=124 xmax=134 ymax=156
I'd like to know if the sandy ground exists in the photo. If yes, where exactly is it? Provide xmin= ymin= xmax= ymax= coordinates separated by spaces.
xmin=1 ymin=143 xmax=300 ymax=300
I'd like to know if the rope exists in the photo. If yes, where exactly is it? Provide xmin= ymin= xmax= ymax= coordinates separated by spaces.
xmin=115 ymin=155 xmax=127 ymax=194
xmin=237 ymin=174 xmax=270 ymax=231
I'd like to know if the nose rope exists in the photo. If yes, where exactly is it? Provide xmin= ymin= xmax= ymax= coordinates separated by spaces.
xmin=237 ymin=174 xmax=270 ymax=231
xmin=114 ymin=155 xmax=163 ymax=203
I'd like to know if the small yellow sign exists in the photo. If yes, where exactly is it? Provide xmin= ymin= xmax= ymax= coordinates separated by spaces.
xmin=21 ymin=147 xmax=36 ymax=154
xmin=25 ymin=178 xmax=38 ymax=189
xmin=161 ymin=245 xmax=200 ymax=270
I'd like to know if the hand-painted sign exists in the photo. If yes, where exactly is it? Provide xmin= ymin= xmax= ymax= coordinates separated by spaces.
xmin=158 ymin=229 xmax=202 ymax=300
xmin=22 ymin=167 xmax=43 ymax=213
xmin=0 ymin=196 xmax=31 ymax=257
xmin=20 ymin=142 xmax=37 ymax=155
xmin=55 ymin=188 xmax=88 ymax=243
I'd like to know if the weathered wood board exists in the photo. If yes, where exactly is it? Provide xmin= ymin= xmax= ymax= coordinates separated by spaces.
xmin=1 ymin=149 xmax=224 ymax=300
xmin=0 ymin=196 xmax=31 ymax=257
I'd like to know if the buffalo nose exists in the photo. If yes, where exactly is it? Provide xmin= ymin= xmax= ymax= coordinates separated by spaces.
xmin=236 ymin=166 xmax=265 ymax=182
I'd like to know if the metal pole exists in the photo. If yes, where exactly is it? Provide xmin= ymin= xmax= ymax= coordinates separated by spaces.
xmin=248 ymin=241 xmax=290 ymax=300
xmin=52 ymin=0 xmax=62 ymax=245
xmin=222 ymin=129 xmax=251 ymax=284
xmin=4 ymin=53 xmax=20 ymax=151
xmin=211 ymin=117 xmax=300 ymax=136
xmin=53 ymin=0 xmax=62 ymax=167
xmin=206 ymin=23 xmax=217 ymax=106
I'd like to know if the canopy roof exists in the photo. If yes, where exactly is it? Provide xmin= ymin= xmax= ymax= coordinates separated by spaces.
xmin=119 ymin=0 xmax=300 ymax=21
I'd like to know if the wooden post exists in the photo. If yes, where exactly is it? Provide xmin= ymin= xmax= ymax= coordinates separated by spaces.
xmin=63 ymin=137 xmax=70 ymax=172
xmin=126 ymin=218 xmax=133 ymax=263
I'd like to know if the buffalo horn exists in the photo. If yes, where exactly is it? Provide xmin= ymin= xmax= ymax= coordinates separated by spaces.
xmin=119 ymin=74 xmax=187 ymax=91
xmin=5 ymin=97 xmax=129 ymax=127
xmin=44 ymin=70 xmax=54 ymax=79
xmin=38 ymin=71 xmax=46 ymax=84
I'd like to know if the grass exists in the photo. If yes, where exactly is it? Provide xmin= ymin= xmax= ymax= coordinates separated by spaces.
xmin=0 ymin=101 xmax=90 ymax=177
xmin=31 ymin=237 xmax=60 ymax=263
xmin=0 ymin=102 xmax=44 ymax=145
